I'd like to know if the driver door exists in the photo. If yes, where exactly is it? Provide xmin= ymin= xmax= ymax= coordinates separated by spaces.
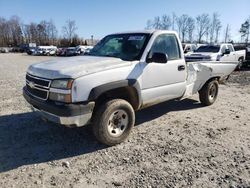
xmin=141 ymin=34 xmax=187 ymax=105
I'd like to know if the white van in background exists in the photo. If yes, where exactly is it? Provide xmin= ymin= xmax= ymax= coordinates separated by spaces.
xmin=35 ymin=46 xmax=57 ymax=56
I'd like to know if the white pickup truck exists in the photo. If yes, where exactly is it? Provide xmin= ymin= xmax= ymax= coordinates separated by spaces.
xmin=23 ymin=30 xmax=237 ymax=146
xmin=185 ymin=43 xmax=245 ymax=69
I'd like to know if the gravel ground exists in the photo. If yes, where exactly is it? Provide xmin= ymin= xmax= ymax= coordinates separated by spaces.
xmin=0 ymin=53 xmax=250 ymax=188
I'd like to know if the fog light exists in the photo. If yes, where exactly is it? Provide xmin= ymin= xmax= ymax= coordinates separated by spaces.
xmin=49 ymin=92 xmax=71 ymax=103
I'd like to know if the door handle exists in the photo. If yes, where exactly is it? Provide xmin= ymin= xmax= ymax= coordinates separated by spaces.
xmin=178 ymin=65 xmax=185 ymax=71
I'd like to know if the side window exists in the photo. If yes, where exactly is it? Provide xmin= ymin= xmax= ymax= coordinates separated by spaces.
xmin=227 ymin=45 xmax=234 ymax=52
xmin=221 ymin=45 xmax=227 ymax=54
xmin=151 ymin=34 xmax=181 ymax=60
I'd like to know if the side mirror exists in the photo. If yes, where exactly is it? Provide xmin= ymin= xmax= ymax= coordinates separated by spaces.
xmin=147 ymin=52 xmax=168 ymax=63
xmin=223 ymin=49 xmax=230 ymax=55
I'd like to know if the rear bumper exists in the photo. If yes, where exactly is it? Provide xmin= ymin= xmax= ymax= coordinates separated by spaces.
xmin=23 ymin=86 xmax=95 ymax=127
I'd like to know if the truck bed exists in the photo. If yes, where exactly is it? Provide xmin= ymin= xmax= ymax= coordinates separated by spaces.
xmin=183 ymin=61 xmax=238 ymax=98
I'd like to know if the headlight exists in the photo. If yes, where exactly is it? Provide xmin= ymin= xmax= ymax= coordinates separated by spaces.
xmin=49 ymin=92 xmax=71 ymax=103
xmin=50 ymin=79 xmax=73 ymax=89
xmin=49 ymin=79 xmax=73 ymax=103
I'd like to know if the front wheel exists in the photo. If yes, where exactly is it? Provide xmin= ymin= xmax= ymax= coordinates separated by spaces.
xmin=199 ymin=80 xmax=219 ymax=106
xmin=92 ymin=99 xmax=135 ymax=146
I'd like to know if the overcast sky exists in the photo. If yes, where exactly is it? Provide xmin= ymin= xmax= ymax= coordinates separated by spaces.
xmin=0 ymin=0 xmax=249 ymax=41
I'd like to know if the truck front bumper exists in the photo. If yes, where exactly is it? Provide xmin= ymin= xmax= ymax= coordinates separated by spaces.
xmin=23 ymin=86 xmax=95 ymax=127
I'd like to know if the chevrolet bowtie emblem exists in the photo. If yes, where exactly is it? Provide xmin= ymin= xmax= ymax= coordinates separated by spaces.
xmin=29 ymin=81 xmax=35 ymax=89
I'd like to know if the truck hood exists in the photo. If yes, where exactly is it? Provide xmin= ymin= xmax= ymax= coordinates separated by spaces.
xmin=185 ymin=52 xmax=218 ymax=62
xmin=27 ymin=56 xmax=132 ymax=79
xmin=186 ymin=52 xmax=216 ymax=57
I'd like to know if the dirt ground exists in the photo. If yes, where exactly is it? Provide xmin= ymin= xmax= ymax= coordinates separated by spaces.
xmin=0 ymin=53 xmax=250 ymax=188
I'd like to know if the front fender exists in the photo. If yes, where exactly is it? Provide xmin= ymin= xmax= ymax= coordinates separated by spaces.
xmin=88 ymin=79 xmax=142 ymax=106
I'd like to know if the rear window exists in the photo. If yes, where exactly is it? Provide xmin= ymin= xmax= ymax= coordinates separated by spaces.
xmin=196 ymin=46 xmax=220 ymax=53
xmin=234 ymin=46 xmax=246 ymax=51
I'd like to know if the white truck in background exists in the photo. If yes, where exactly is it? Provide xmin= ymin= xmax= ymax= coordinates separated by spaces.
xmin=182 ymin=43 xmax=197 ymax=54
xmin=185 ymin=43 xmax=245 ymax=69
xmin=23 ymin=30 xmax=238 ymax=146
xmin=76 ymin=45 xmax=94 ymax=54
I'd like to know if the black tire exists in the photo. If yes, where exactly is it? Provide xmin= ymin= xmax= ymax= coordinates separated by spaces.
xmin=199 ymin=80 xmax=219 ymax=106
xmin=92 ymin=99 xmax=135 ymax=146
xmin=236 ymin=57 xmax=243 ymax=70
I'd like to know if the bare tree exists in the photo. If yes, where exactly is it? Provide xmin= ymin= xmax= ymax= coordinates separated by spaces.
xmin=172 ymin=12 xmax=176 ymax=31
xmin=214 ymin=20 xmax=222 ymax=43
xmin=0 ymin=17 xmax=10 ymax=46
xmin=37 ymin=21 xmax=48 ymax=45
xmin=239 ymin=17 xmax=250 ymax=43
xmin=161 ymin=15 xmax=172 ymax=30
xmin=29 ymin=22 xmax=38 ymax=43
xmin=209 ymin=13 xmax=221 ymax=43
xmin=176 ymin=14 xmax=191 ymax=42
xmin=224 ymin=24 xmax=231 ymax=43
xmin=47 ymin=19 xmax=58 ymax=45
xmin=196 ymin=14 xmax=210 ymax=43
xmin=0 ymin=16 xmax=83 ymax=47
xmin=0 ymin=15 xmax=24 ymax=46
xmin=152 ymin=16 xmax=162 ymax=29
xmin=8 ymin=16 xmax=23 ymax=46
xmin=62 ymin=19 xmax=78 ymax=45
xmin=146 ymin=15 xmax=172 ymax=30
xmin=145 ymin=20 xmax=153 ymax=29
xmin=187 ymin=17 xmax=195 ymax=42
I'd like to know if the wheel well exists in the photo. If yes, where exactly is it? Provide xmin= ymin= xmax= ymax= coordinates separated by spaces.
xmin=94 ymin=86 xmax=140 ymax=110
xmin=238 ymin=56 xmax=243 ymax=61
xmin=207 ymin=77 xmax=220 ymax=83
xmin=200 ymin=77 xmax=220 ymax=91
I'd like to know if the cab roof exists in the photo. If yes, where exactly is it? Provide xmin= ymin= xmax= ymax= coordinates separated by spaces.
xmin=111 ymin=30 xmax=177 ymax=35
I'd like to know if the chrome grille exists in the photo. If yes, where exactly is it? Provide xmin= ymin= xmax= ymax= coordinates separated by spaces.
xmin=26 ymin=73 xmax=51 ymax=100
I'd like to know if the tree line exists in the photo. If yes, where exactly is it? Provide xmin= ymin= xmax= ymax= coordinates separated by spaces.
xmin=0 ymin=15 xmax=88 ymax=47
xmin=146 ymin=13 xmax=250 ymax=44
xmin=0 ymin=14 xmax=249 ymax=47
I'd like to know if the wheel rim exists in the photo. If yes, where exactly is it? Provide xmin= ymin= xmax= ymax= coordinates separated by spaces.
xmin=107 ymin=109 xmax=129 ymax=137
xmin=208 ymin=84 xmax=217 ymax=101
xmin=238 ymin=59 xmax=243 ymax=69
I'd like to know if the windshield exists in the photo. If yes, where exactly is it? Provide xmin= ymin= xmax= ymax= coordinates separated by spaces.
xmin=196 ymin=45 xmax=220 ymax=53
xmin=88 ymin=33 xmax=150 ymax=61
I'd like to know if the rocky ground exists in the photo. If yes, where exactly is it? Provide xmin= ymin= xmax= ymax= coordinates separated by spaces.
xmin=0 ymin=54 xmax=249 ymax=188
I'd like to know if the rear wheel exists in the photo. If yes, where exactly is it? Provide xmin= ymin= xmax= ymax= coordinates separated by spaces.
xmin=92 ymin=99 xmax=135 ymax=146
xmin=199 ymin=80 xmax=219 ymax=106
xmin=236 ymin=57 xmax=243 ymax=70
